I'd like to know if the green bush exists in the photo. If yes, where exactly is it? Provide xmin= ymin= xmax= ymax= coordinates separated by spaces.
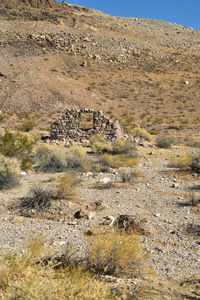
xmin=0 ymin=130 xmax=34 ymax=171
xmin=0 ymin=154 xmax=20 ymax=189
xmin=156 ymin=135 xmax=176 ymax=149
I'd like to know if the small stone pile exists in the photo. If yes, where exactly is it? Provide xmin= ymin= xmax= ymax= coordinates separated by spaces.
xmin=50 ymin=108 xmax=125 ymax=145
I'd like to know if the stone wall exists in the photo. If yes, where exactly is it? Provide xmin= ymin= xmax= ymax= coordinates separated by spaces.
xmin=50 ymin=108 xmax=125 ymax=145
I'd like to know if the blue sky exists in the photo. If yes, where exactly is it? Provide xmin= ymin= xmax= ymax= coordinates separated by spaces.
xmin=60 ymin=0 xmax=200 ymax=30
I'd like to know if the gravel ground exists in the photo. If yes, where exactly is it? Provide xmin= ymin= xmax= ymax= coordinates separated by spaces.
xmin=0 ymin=146 xmax=199 ymax=281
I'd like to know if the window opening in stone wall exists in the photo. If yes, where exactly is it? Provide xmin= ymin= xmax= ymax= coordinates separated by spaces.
xmin=79 ymin=112 xmax=94 ymax=130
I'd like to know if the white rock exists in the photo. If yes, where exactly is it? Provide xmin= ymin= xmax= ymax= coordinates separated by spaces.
xmin=184 ymin=81 xmax=189 ymax=84
xmin=153 ymin=212 xmax=160 ymax=217
xmin=100 ymin=177 xmax=111 ymax=184
xmin=20 ymin=171 xmax=27 ymax=176
xmin=86 ymin=172 xmax=93 ymax=177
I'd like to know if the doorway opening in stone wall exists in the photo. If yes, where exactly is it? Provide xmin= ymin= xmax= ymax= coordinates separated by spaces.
xmin=79 ymin=112 xmax=94 ymax=130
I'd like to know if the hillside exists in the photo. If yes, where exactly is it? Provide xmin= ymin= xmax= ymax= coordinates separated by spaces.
xmin=0 ymin=2 xmax=200 ymax=299
xmin=0 ymin=0 xmax=200 ymax=138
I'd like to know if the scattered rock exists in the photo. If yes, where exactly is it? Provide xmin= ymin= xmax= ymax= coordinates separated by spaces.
xmin=171 ymin=182 xmax=179 ymax=188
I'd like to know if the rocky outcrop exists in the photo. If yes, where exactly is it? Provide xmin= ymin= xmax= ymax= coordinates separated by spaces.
xmin=50 ymin=108 xmax=126 ymax=145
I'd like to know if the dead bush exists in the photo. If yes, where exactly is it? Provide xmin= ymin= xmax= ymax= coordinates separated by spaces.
xmin=0 ymin=154 xmax=20 ymax=189
xmin=87 ymin=229 xmax=146 ymax=277
xmin=18 ymin=184 xmax=55 ymax=212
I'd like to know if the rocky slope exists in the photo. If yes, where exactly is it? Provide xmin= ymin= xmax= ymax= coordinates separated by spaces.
xmin=0 ymin=0 xmax=200 ymax=136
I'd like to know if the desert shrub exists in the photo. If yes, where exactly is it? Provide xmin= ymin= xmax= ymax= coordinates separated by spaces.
xmin=16 ymin=112 xmax=30 ymax=120
xmin=186 ymin=137 xmax=200 ymax=148
xmin=0 ymin=154 xmax=20 ymax=189
xmin=0 ymin=112 xmax=7 ymax=122
xmin=131 ymin=127 xmax=151 ymax=141
xmin=34 ymin=145 xmax=67 ymax=172
xmin=91 ymin=135 xmax=137 ymax=158
xmin=16 ymin=120 xmax=36 ymax=132
xmin=100 ymin=154 xmax=138 ymax=169
xmin=156 ymin=135 xmax=176 ymax=148
xmin=0 ymin=238 xmax=119 ymax=300
xmin=190 ymin=153 xmax=200 ymax=173
xmin=90 ymin=134 xmax=111 ymax=154
xmin=121 ymin=171 xmax=135 ymax=183
xmin=169 ymin=154 xmax=192 ymax=169
xmin=55 ymin=172 xmax=79 ymax=199
xmin=35 ymin=146 xmax=91 ymax=173
xmin=111 ymin=140 xmax=136 ymax=156
xmin=187 ymin=192 xmax=200 ymax=207
xmin=0 ymin=129 xmax=34 ymax=171
xmin=19 ymin=184 xmax=55 ymax=212
xmin=87 ymin=229 xmax=146 ymax=277
xmin=65 ymin=146 xmax=92 ymax=172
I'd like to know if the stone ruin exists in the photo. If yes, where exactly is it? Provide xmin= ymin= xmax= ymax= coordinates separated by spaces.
xmin=50 ymin=108 xmax=126 ymax=146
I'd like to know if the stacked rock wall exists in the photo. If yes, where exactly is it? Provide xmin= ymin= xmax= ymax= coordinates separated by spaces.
xmin=50 ymin=108 xmax=125 ymax=145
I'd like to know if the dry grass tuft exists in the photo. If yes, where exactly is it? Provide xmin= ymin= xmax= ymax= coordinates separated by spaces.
xmin=0 ymin=237 xmax=120 ymax=300
xmin=169 ymin=154 xmax=192 ymax=169
xmin=90 ymin=134 xmax=111 ymax=154
xmin=100 ymin=154 xmax=138 ymax=169
xmin=87 ymin=229 xmax=146 ymax=277
xmin=55 ymin=172 xmax=79 ymax=200
xmin=131 ymin=127 xmax=151 ymax=141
